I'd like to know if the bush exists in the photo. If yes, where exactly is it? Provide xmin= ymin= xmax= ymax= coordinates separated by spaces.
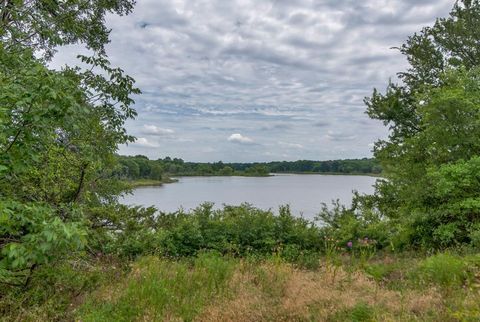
xmin=154 ymin=203 xmax=323 ymax=260
xmin=316 ymin=198 xmax=391 ymax=251
xmin=0 ymin=256 xmax=126 ymax=321
xmin=468 ymin=224 xmax=480 ymax=249
xmin=86 ymin=204 xmax=158 ymax=259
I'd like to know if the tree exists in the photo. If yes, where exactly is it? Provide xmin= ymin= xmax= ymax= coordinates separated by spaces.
xmin=219 ymin=166 xmax=234 ymax=176
xmin=150 ymin=163 xmax=163 ymax=181
xmin=0 ymin=0 xmax=138 ymax=286
xmin=363 ymin=0 xmax=480 ymax=249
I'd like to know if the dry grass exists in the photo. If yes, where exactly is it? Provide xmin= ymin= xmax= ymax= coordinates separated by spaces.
xmin=198 ymin=261 xmax=444 ymax=322
xmin=73 ymin=255 xmax=480 ymax=321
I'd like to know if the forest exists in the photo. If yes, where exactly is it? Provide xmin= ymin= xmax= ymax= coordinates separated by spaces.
xmin=1 ymin=0 xmax=480 ymax=320
xmin=115 ymin=155 xmax=381 ymax=181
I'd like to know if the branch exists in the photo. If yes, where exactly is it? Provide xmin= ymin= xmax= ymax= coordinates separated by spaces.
xmin=2 ymin=102 xmax=33 ymax=155
xmin=72 ymin=163 xmax=88 ymax=203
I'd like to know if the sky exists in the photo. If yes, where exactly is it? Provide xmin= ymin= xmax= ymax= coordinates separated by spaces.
xmin=54 ymin=0 xmax=454 ymax=162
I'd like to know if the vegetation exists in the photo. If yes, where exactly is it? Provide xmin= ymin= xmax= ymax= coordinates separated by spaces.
xmin=0 ymin=0 xmax=139 ymax=289
xmin=126 ymin=178 xmax=178 ymax=188
xmin=359 ymin=0 xmax=480 ymax=250
xmin=115 ymin=154 xmax=380 ymax=181
xmin=65 ymin=252 xmax=480 ymax=321
xmin=2 ymin=0 xmax=480 ymax=320
xmin=2 ymin=248 xmax=480 ymax=321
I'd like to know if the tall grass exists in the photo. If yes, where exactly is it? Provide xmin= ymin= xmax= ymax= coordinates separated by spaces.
xmin=2 ymin=252 xmax=480 ymax=321
xmin=78 ymin=253 xmax=235 ymax=321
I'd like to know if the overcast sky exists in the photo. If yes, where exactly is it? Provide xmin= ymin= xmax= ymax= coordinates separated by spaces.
xmin=55 ymin=0 xmax=453 ymax=162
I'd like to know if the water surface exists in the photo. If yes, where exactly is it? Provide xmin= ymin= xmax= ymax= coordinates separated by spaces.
xmin=122 ymin=174 xmax=377 ymax=220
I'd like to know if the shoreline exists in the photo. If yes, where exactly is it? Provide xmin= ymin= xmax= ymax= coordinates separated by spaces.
xmin=126 ymin=178 xmax=179 ymax=188
xmin=126 ymin=172 xmax=381 ymax=188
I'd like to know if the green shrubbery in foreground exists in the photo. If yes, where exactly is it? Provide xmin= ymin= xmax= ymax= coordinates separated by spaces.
xmin=1 ymin=203 xmax=480 ymax=321
xmin=87 ymin=203 xmax=325 ymax=267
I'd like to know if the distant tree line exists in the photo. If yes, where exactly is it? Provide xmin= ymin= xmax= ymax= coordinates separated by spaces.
xmin=114 ymin=155 xmax=381 ymax=180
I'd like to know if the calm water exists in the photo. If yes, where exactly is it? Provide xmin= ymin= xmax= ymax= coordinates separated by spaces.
xmin=121 ymin=174 xmax=377 ymax=220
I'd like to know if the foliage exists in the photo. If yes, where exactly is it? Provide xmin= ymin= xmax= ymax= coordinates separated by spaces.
xmin=153 ymin=203 xmax=322 ymax=260
xmin=361 ymin=0 xmax=480 ymax=249
xmin=0 ymin=0 xmax=138 ymax=286
xmin=0 ymin=0 xmax=135 ymax=59
xmin=85 ymin=203 xmax=158 ymax=259
xmin=316 ymin=198 xmax=390 ymax=250
xmin=0 ymin=256 xmax=127 ymax=321
xmin=0 ymin=200 xmax=86 ymax=286
xmin=115 ymin=155 xmax=381 ymax=181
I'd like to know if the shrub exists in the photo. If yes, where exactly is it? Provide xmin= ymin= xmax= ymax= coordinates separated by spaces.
xmin=0 ymin=257 xmax=125 ymax=321
xmin=468 ymin=224 xmax=480 ymax=249
xmin=154 ymin=203 xmax=323 ymax=260
xmin=316 ymin=198 xmax=390 ymax=252
xmin=86 ymin=204 xmax=159 ymax=259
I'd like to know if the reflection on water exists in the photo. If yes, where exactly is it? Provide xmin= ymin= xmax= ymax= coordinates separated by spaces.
xmin=121 ymin=174 xmax=377 ymax=220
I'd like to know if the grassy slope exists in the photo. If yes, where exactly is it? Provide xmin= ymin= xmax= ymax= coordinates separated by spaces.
xmin=3 ymin=253 xmax=479 ymax=321
xmin=125 ymin=178 xmax=178 ymax=188
xmin=78 ymin=254 xmax=480 ymax=322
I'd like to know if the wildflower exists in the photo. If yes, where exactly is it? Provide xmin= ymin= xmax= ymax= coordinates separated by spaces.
xmin=347 ymin=241 xmax=353 ymax=248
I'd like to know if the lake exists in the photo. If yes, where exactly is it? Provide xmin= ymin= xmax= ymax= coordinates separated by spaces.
xmin=121 ymin=174 xmax=377 ymax=220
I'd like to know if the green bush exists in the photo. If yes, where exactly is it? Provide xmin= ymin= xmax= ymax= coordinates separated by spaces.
xmin=0 ymin=200 xmax=86 ymax=286
xmin=154 ymin=203 xmax=323 ymax=260
xmin=86 ymin=204 xmax=159 ymax=259
xmin=316 ymin=198 xmax=390 ymax=251
xmin=0 ymin=257 xmax=125 ymax=321
xmin=78 ymin=203 xmax=325 ymax=265
xmin=468 ymin=224 xmax=480 ymax=249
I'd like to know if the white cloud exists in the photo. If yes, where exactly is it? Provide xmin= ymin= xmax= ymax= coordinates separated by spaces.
xmin=278 ymin=141 xmax=304 ymax=149
xmin=143 ymin=124 xmax=175 ymax=136
xmin=227 ymin=133 xmax=254 ymax=144
xmin=134 ymin=137 xmax=159 ymax=147
xmin=53 ymin=0 xmax=453 ymax=161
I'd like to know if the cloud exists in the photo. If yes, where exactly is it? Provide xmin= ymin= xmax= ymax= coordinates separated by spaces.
xmin=260 ymin=123 xmax=291 ymax=131
xmin=326 ymin=131 xmax=358 ymax=142
xmin=134 ymin=137 xmax=159 ymax=148
xmin=143 ymin=124 xmax=175 ymax=136
xmin=278 ymin=141 xmax=304 ymax=149
xmin=52 ymin=0 xmax=453 ymax=161
xmin=313 ymin=121 xmax=330 ymax=128
xmin=227 ymin=133 xmax=254 ymax=144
